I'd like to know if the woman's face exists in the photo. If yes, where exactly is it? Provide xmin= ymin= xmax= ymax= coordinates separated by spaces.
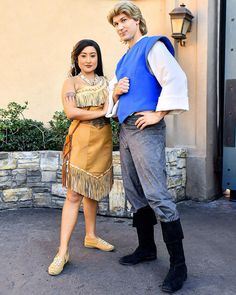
xmin=77 ymin=46 xmax=98 ymax=75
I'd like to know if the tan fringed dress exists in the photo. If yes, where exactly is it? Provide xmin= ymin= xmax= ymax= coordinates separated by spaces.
xmin=62 ymin=77 xmax=113 ymax=201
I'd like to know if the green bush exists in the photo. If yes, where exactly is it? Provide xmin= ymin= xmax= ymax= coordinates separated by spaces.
xmin=0 ymin=102 xmax=120 ymax=151
xmin=111 ymin=118 xmax=120 ymax=150
xmin=46 ymin=111 xmax=71 ymax=150
xmin=0 ymin=102 xmax=49 ymax=151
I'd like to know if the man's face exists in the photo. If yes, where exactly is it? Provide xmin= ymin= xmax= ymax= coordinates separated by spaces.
xmin=112 ymin=13 xmax=139 ymax=42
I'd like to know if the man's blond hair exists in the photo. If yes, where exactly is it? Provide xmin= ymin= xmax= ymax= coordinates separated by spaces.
xmin=107 ymin=1 xmax=147 ymax=35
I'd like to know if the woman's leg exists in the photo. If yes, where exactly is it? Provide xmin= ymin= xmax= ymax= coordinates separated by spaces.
xmin=58 ymin=189 xmax=83 ymax=256
xmin=83 ymin=196 xmax=114 ymax=251
xmin=83 ymin=197 xmax=98 ymax=239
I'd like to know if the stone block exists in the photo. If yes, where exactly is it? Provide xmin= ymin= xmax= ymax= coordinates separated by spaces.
xmin=40 ymin=151 xmax=59 ymax=171
xmin=51 ymin=197 xmax=65 ymax=208
xmin=166 ymin=148 xmax=187 ymax=158
xmin=51 ymin=183 xmax=67 ymax=197
xmin=2 ymin=188 xmax=32 ymax=202
xmin=27 ymin=176 xmax=41 ymax=183
xmin=167 ymin=176 xmax=182 ymax=189
xmin=56 ymin=171 xmax=62 ymax=183
xmin=16 ymin=152 xmax=40 ymax=169
xmin=165 ymin=149 xmax=177 ymax=163
xmin=109 ymin=179 xmax=125 ymax=214
xmin=0 ymin=170 xmax=11 ymax=177
xmin=176 ymin=149 xmax=187 ymax=158
xmin=59 ymin=152 xmax=63 ymax=166
xmin=112 ymin=152 xmax=121 ymax=179
xmin=176 ymin=187 xmax=186 ymax=199
xmin=168 ymin=188 xmax=177 ymax=201
xmin=168 ymin=187 xmax=186 ymax=202
xmin=27 ymin=169 xmax=41 ymax=177
xmin=113 ymin=163 xmax=122 ymax=177
xmin=0 ymin=154 xmax=17 ymax=170
xmin=17 ymin=201 xmax=33 ymax=208
xmin=12 ymin=169 xmax=27 ymax=186
xmin=112 ymin=152 xmax=121 ymax=165
xmin=2 ymin=189 xmax=19 ymax=202
xmin=177 ymin=158 xmax=186 ymax=169
xmin=0 ymin=152 xmax=9 ymax=160
xmin=0 ymin=175 xmax=12 ymax=188
xmin=0 ymin=202 xmax=19 ymax=210
xmin=13 ymin=151 xmax=39 ymax=159
xmin=114 ymin=200 xmax=132 ymax=217
xmin=34 ymin=193 xmax=52 ymax=207
xmin=27 ymin=182 xmax=51 ymax=190
xmin=182 ymin=169 xmax=187 ymax=186
xmin=41 ymin=171 xmax=57 ymax=182
xmin=98 ymin=197 xmax=109 ymax=214
xmin=31 ymin=186 xmax=51 ymax=193
xmin=166 ymin=166 xmax=183 ymax=177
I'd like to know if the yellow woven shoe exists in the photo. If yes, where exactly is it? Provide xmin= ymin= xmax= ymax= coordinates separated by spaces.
xmin=48 ymin=251 xmax=69 ymax=276
xmin=84 ymin=237 xmax=114 ymax=252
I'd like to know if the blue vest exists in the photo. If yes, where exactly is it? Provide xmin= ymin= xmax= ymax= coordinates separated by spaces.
xmin=115 ymin=36 xmax=174 ymax=123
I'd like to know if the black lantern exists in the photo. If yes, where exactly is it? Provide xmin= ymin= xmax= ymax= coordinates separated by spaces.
xmin=169 ymin=3 xmax=194 ymax=46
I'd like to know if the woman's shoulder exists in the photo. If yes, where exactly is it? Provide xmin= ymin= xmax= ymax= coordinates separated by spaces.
xmin=62 ymin=77 xmax=78 ymax=95
xmin=63 ymin=76 xmax=76 ymax=85
xmin=63 ymin=76 xmax=85 ymax=91
xmin=62 ymin=77 xmax=75 ymax=89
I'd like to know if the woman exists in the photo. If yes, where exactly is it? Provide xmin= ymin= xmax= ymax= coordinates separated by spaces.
xmin=48 ymin=39 xmax=114 ymax=276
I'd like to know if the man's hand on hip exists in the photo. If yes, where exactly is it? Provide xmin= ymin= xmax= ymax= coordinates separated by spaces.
xmin=135 ymin=111 xmax=169 ymax=130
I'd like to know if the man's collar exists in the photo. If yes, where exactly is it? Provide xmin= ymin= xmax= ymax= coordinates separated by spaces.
xmin=128 ymin=35 xmax=148 ymax=49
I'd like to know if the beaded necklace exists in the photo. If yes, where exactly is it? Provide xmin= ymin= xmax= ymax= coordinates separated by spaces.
xmin=78 ymin=73 xmax=100 ymax=86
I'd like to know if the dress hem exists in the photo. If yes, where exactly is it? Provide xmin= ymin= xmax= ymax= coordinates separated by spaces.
xmin=62 ymin=164 xmax=113 ymax=201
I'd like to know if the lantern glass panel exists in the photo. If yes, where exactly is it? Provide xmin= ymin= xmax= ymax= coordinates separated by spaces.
xmin=171 ymin=18 xmax=183 ymax=34
xmin=182 ymin=19 xmax=190 ymax=35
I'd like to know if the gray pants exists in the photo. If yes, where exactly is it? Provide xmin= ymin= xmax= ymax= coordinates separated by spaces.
xmin=119 ymin=115 xmax=179 ymax=222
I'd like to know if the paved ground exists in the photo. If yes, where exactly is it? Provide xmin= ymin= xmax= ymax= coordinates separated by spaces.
xmin=0 ymin=198 xmax=236 ymax=295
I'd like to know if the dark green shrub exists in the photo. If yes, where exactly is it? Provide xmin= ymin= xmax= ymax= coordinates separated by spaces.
xmin=0 ymin=102 xmax=49 ymax=151
xmin=46 ymin=111 xmax=71 ymax=150
xmin=111 ymin=118 xmax=120 ymax=150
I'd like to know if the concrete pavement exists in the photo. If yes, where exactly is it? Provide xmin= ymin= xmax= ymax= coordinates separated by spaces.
xmin=0 ymin=198 xmax=236 ymax=295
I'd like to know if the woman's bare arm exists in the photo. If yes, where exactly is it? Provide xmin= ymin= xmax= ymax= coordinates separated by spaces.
xmin=62 ymin=78 xmax=108 ymax=121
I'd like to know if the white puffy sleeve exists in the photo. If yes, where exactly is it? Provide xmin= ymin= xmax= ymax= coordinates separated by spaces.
xmin=148 ymin=41 xmax=189 ymax=114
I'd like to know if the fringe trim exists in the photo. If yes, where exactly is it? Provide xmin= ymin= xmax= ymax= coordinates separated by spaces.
xmin=75 ymin=78 xmax=109 ymax=107
xmin=63 ymin=164 xmax=113 ymax=201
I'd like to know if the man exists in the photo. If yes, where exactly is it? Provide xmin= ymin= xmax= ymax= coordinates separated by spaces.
xmin=107 ymin=1 xmax=189 ymax=293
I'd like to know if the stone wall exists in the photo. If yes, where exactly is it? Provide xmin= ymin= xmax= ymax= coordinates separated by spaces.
xmin=0 ymin=149 xmax=187 ymax=217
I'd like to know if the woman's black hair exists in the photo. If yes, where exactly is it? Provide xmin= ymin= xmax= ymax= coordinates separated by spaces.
xmin=70 ymin=39 xmax=104 ymax=77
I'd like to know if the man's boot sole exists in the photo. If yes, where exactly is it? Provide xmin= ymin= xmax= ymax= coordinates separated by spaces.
xmin=119 ymin=255 xmax=157 ymax=266
xmin=161 ymin=273 xmax=187 ymax=293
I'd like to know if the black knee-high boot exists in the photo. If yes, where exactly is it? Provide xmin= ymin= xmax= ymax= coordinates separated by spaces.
xmin=119 ymin=206 xmax=157 ymax=265
xmin=160 ymin=219 xmax=187 ymax=293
